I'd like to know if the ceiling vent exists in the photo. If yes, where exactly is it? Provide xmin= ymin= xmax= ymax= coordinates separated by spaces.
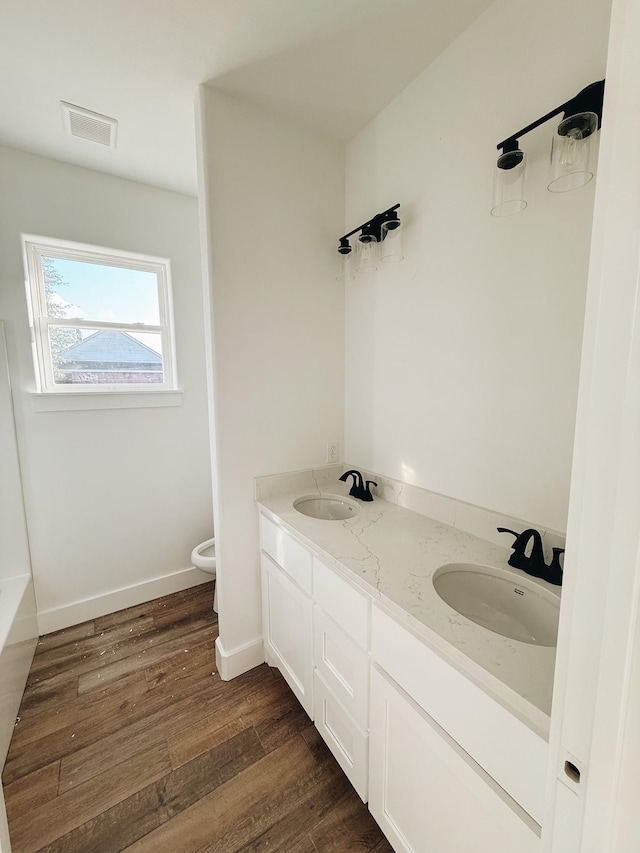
xmin=61 ymin=102 xmax=117 ymax=148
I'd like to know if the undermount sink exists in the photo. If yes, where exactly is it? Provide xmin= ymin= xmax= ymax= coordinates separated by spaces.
xmin=433 ymin=563 xmax=560 ymax=646
xmin=293 ymin=493 xmax=360 ymax=521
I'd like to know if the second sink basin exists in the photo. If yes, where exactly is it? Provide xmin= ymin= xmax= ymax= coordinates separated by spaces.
xmin=433 ymin=563 xmax=560 ymax=646
xmin=293 ymin=493 xmax=360 ymax=521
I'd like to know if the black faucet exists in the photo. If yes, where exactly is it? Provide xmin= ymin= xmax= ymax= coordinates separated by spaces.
xmin=497 ymin=527 xmax=564 ymax=586
xmin=546 ymin=548 xmax=565 ymax=586
xmin=339 ymin=469 xmax=378 ymax=502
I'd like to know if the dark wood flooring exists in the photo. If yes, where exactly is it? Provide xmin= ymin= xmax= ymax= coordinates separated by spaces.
xmin=2 ymin=582 xmax=392 ymax=853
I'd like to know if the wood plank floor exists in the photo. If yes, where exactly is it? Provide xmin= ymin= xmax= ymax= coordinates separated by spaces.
xmin=2 ymin=582 xmax=393 ymax=853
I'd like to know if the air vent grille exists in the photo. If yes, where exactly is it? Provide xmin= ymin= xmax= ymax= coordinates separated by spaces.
xmin=61 ymin=102 xmax=117 ymax=148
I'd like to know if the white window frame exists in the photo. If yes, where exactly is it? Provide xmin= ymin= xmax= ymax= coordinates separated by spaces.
xmin=22 ymin=235 xmax=178 ymax=398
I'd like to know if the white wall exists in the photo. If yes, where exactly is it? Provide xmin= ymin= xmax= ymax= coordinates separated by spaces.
xmin=345 ymin=0 xmax=611 ymax=533
xmin=0 ymin=323 xmax=30 ymax=582
xmin=0 ymin=146 xmax=214 ymax=632
xmin=197 ymin=87 xmax=344 ymax=676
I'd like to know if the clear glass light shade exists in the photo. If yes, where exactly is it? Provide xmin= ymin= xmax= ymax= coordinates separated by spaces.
xmin=380 ymin=220 xmax=403 ymax=262
xmin=356 ymin=235 xmax=378 ymax=272
xmin=340 ymin=249 xmax=355 ymax=281
xmin=491 ymin=149 xmax=527 ymax=216
xmin=548 ymin=111 xmax=597 ymax=193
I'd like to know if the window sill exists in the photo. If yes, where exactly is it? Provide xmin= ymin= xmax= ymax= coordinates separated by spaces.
xmin=31 ymin=389 xmax=184 ymax=412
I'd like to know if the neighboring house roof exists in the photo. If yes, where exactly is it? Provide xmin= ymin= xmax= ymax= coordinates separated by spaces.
xmin=60 ymin=330 xmax=162 ymax=368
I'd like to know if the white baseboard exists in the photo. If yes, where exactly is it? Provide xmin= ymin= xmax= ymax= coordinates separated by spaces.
xmin=37 ymin=567 xmax=214 ymax=635
xmin=215 ymin=635 xmax=264 ymax=681
xmin=0 ymin=786 xmax=12 ymax=853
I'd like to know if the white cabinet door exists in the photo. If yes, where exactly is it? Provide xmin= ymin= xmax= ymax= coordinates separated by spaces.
xmin=261 ymin=553 xmax=313 ymax=717
xmin=369 ymin=668 xmax=540 ymax=853
xmin=372 ymin=606 xmax=547 ymax=824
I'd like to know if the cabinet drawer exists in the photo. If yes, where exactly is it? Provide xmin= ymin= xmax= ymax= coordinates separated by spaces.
xmin=313 ymin=556 xmax=369 ymax=648
xmin=260 ymin=513 xmax=312 ymax=595
xmin=313 ymin=671 xmax=368 ymax=802
xmin=313 ymin=605 xmax=369 ymax=728
xmin=372 ymin=605 xmax=547 ymax=825
xmin=369 ymin=667 xmax=539 ymax=853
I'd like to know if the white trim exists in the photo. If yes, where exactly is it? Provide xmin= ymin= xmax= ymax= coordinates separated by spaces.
xmin=0 ymin=788 xmax=12 ymax=853
xmin=36 ymin=567 xmax=212 ymax=634
xmin=214 ymin=635 xmax=264 ymax=681
xmin=21 ymin=233 xmax=171 ymax=271
xmin=543 ymin=1 xmax=640 ymax=850
xmin=31 ymin=389 xmax=183 ymax=412
xmin=195 ymin=88 xmax=224 ymax=646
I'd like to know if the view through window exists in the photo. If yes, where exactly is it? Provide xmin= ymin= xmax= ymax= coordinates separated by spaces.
xmin=23 ymin=237 xmax=176 ymax=392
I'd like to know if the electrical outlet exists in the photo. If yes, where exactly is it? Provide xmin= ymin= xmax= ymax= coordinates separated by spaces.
xmin=326 ymin=441 xmax=339 ymax=464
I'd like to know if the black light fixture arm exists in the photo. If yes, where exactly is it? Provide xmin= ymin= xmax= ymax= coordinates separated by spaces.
xmin=338 ymin=203 xmax=400 ymax=248
xmin=496 ymin=80 xmax=605 ymax=156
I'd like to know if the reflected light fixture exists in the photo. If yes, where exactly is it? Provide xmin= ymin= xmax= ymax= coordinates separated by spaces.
xmin=492 ymin=80 xmax=605 ymax=216
xmin=337 ymin=204 xmax=402 ymax=274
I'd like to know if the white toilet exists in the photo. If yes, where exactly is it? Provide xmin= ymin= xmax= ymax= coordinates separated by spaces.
xmin=191 ymin=537 xmax=216 ymax=573
xmin=191 ymin=537 xmax=218 ymax=611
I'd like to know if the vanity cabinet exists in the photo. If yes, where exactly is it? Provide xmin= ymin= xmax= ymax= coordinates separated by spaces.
xmin=259 ymin=511 xmax=371 ymax=799
xmin=369 ymin=604 xmax=543 ymax=852
xmin=260 ymin=514 xmax=314 ymax=716
xmin=312 ymin=556 xmax=370 ymax=800
xmin=369 ymin=667 xmax=539 ymax=853
xmin=259 ymin=507 xmax=547 ymax=852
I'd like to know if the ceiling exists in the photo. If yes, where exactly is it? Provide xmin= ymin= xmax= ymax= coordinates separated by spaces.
xmin=0 ymin=0 xmax=495 ymax=196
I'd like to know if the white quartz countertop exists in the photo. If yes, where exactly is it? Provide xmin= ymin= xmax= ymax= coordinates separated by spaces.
xmin=257 ymin=478 xmax=559 ymax=736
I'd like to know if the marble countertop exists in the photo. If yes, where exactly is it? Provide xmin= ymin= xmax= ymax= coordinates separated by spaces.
xmin=256 ymin=472 xmax=560 ymax=737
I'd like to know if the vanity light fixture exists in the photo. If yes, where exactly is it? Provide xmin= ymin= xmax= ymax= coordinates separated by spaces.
xmin=491 ymin=79 xmax=605 ymax=216
xmin=338 ymin=204 xmax=403 ymax=274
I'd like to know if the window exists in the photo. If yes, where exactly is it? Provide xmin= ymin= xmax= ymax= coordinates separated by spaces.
xmin=23 ymin=236 xmax=177 ymax=394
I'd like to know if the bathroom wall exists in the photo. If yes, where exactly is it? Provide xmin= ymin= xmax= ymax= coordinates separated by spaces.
xmin=0 ymin=322 xmax=30 ymax=582
xmin=0 ymin=145 xmax=214 ymax=632
xmin=197 ymin=87 xmax=345 ymax=675
xmin=344 ymin=0 xmax=611 ymax=533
